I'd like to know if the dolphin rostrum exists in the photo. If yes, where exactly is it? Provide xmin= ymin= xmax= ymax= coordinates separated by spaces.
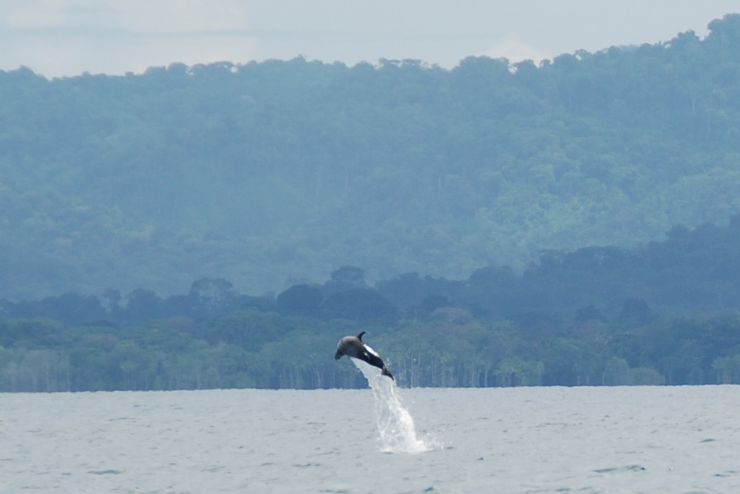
xmin=335 ymin=331 xmax=394 ymax=380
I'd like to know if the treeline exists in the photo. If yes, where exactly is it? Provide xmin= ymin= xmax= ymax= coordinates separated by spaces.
xmin=5 ymin=215 xmax=740 ymax=325
xmin=2 ymin=15 xmax=740 ymax=299
xmin=3 ymin=219 xmax=740 ymax=391
xmin=3 ymin=300 xmax=740 ymax=392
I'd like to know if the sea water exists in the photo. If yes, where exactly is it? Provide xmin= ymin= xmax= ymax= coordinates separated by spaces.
xmin=2 ymin=386 xmax=740 ymax=493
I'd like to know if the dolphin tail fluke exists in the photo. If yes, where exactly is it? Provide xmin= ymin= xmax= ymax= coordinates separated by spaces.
xmin=381 ymin=367 xmax=394 ymax=381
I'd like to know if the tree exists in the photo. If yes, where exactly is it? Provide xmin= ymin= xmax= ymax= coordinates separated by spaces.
xmin=124 ymin=289 xmax=162 ymax=322
xmin=321 ymin=289 xmax=398 ymax=322
xmin=619 ymin=298 xmax=653 ymax=324
xmin=276 ymin=284 xmax=323 ymax=317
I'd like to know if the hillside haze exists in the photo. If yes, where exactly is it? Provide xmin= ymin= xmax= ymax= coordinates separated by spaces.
xmin=1 ymin=15 xmax=740 ymax=299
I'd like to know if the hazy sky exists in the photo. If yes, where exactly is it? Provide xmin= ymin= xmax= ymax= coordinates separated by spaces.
xmin=1 ymin=0 xmax=739 ymax=77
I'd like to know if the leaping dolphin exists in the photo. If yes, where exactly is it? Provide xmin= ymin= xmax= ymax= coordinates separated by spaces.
xmin=335 ymin=331 xmax=394 ymax=380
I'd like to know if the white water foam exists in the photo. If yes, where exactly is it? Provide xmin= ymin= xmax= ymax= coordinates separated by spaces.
xmin=351 ymin=358 xmax=437 ymax=454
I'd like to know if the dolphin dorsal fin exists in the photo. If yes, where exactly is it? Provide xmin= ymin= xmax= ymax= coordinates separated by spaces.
xmin=357 ymin=331 xmax=366 ymax=341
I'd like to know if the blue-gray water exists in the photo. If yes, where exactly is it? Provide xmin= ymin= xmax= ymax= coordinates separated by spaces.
xmin=2 ymin=384 xmax=740 ymax=493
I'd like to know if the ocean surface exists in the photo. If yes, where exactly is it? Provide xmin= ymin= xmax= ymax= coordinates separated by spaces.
xmin=2 ymin=375 xmax=740 ymax=493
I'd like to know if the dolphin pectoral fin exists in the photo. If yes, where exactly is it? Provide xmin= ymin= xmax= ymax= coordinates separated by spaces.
xmin=357 ymin=331 xmax=366 ymax=341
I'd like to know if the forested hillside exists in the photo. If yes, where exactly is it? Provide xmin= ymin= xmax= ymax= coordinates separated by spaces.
xmin=3 ymin=218 xmax=740 ymax=391
xmin=2 ymin=15 xmax=740 ymax=300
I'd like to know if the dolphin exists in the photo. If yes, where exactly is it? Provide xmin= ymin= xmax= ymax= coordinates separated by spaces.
xmin=335 ymin=331 xmax=394 ymax=380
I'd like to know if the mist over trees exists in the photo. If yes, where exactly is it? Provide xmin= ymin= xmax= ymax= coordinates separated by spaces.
xmin=4 ymin=218 xmax=740 ymax=391
xmin=1 ymin=15 xmax=740 ymax=299
xmin=3 ymin=15 xmax=740 ymax=391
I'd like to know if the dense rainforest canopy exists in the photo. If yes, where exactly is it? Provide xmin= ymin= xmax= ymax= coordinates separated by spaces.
xmin=3 ymin=218 xmax=740 ymax=391
xmin=2 ymin=15 xmax=740 ymax=299
xmin=3 ymin=15 xmax=740 ymax=391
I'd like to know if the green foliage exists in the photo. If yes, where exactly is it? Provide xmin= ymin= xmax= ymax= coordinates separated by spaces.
xmin=321 ymin=289 xmax=397 ymax=322
xmin=3 ymin=16 xmax=740 ymax=390
xmin=2 ymin=210 xmax=740 ymax=390
xmin=3 ymin=306 xmax=740 ymax=391
xmin=2 ymin=16 xmax=740 ymax=298
xmin=276 ymin=284 xmax=323 ymax=317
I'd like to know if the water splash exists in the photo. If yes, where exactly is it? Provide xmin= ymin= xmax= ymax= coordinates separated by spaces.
xmin=351 ymin=358 xmax=435 ymax=454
